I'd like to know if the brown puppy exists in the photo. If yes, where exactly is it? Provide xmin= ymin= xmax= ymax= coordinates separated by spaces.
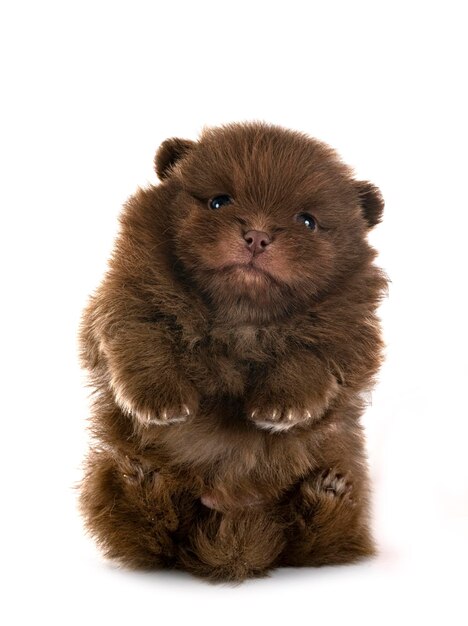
xmin=79 ymin=122 xmax=387 ymax=582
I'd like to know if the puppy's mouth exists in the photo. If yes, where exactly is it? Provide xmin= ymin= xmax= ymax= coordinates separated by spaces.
xmin=222 ymin=261 xmax=267 ymax=275
xmin=219 ymin=261 xmax=281 ymax=285
xmin=232 ymin=262 xmax=267 ymax=273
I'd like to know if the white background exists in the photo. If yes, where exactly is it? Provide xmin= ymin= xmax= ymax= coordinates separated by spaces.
xmin=1 ymin=1 xmax=467 ymax=624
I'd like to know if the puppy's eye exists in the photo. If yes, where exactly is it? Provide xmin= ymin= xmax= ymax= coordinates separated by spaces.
xmin=295 ymin=212 xmax=317 ymax=230
xmin=209 ymin=195 xmax=232 ymax=210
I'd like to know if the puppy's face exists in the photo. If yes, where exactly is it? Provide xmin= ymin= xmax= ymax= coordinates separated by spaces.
xmin=155 ymin=124 xmax=383 ymax=317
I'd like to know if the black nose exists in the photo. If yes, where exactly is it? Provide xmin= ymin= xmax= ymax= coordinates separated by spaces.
xmin=243 ymin=230 xmax=271 ymax=255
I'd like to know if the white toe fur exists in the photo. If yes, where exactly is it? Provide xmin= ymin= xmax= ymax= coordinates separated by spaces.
xmin=254 ymin=420 xmax=296 ymax=433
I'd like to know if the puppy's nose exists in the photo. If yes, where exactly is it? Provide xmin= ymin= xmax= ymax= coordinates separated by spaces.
xmin=243 ymin=230 xmax=271 ymax=255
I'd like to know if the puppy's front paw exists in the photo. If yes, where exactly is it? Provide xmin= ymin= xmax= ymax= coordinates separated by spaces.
xmin=247 ymin=377 xmax=339 ymax=433
xmin=131 ymin=403 xmax=194 ymax=427
xmin=110 ymin=376 xmax=198 ymax=427
xmin=249 ymin=405 xmax=317 ymax=432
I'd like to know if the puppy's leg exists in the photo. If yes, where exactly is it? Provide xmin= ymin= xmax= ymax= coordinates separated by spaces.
xmin=178 ymin=509 xmax=286 ymax=583
xmin=80 ymin=298 xmax=200 ymax=428
xmin=102 ymin=324 xmax=200 ymax=428
xmin=79 ymin=449 xmax=195 ymax=569
xmin=280 ymin=468 xmax=375 ymax=567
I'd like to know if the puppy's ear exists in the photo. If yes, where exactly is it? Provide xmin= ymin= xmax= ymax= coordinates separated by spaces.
xmin=355 ymin=181 xmax=384 ymax=228
xmin=154 ymin=137 xmax=195 ymax=180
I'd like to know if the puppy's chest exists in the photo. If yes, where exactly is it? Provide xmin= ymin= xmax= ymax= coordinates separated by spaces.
xmin=185 ymin=320 xmax=315 ymax=396
xmin=209 ymin=324 xmax=286 ymax=361
xmin=185 ymin=324 xmax=280 ymax=396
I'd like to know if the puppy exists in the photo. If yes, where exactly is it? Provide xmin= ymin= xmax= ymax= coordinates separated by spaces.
xmin=79 ymin=122 xmax=387 ymax=582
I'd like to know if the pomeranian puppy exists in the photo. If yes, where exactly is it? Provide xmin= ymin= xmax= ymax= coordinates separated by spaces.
xmin=79 ymin=121 xmax=387 ymax=582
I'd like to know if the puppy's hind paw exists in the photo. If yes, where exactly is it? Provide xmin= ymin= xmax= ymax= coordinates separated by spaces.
xmin=313 ymin=469 xmax=353 ymax=499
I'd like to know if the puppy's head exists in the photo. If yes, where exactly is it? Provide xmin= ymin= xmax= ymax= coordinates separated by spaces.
xmin=155 ymin=122 xmax=383 ymax=318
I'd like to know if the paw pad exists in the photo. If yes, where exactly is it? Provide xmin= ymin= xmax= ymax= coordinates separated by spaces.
xmin=316 ymin=469 xmax=352 ymax=497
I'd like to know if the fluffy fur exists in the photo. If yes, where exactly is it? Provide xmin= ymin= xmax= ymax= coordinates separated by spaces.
xmin=79 ymin=122 xmax=387 ymax=583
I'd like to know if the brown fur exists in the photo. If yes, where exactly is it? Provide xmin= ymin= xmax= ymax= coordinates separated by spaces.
xmin=79 ymin=122 xmax=387 ymax=583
